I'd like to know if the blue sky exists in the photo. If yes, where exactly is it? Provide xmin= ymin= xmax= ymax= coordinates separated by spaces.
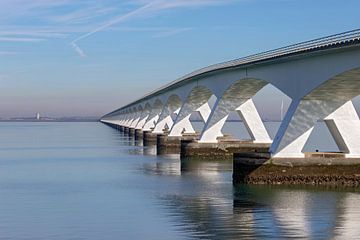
xmin=0 ymin=0 xmax=359 ymax=118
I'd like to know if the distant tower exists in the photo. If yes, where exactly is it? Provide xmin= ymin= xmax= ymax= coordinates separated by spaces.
xmin=36 ymin=113 xmax=40 ymax=120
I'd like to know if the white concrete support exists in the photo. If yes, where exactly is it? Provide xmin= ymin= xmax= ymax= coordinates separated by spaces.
xmin=199 ymin=98 xmax=270 ymax=143
xmin=196 ymin=102 xmax=211 ymax=122
xmin=106 ymin=119 xmax=121 ymax=126
xmin=270 ymin=100 xmax=360 ymax=158
xmin=124 ymin=113 xmax=135 ymax=127
xmin=142 ymin=108 xmax=162 ymax=131
xmin=119 ymin=114 xmax=128 ymax=126
xmin=113 ymin=120 xmax=123 ymax=126
xmin=237 ymin=99 xmax=272 ymax=143
xmin=198 ymin=98 xmax=234 ymax=143
xmin=324 ymin=101 xmax=360 ymax=157
xmin=153 ymin=107 xmax=180 ymax=134
xmin=130 ymin=111 xmax=142 ymax=128
xmin=116 ymin=116 xmax=122 ymax=126
xmin=135 ymin=110 xmax=150 ymax=130
xmin=121 ymin=114 xmax=131 ymax=126
xmin=169 ymin=102 xmax=211 ymax=137
xmin=199 ymin=79 xmax=268 ymax=143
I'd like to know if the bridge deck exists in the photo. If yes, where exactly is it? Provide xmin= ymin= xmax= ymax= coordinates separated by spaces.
xmin=104 ymin=28 xmax=360 ymax=117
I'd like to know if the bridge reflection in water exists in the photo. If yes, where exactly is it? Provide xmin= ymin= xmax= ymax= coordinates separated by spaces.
xmin=159 ymin=185 xmax=360 ymax=239
xmin=114 ymin=127 xmax=360 ymax=239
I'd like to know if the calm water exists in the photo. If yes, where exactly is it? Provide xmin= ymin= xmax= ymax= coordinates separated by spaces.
xmin=0 ymin=122 xmax=359 ymax=240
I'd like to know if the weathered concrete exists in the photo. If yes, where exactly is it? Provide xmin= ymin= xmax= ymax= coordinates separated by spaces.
xmin=135 ymin=129 xmax=143 ymax=141
xmin=143 ymin=131 xmax=158 ymax=146
xmin=181 ymin=136 xmax=270 ymax=160
xmin=233 ymin=152 xmax=360 ymax=186
xmin=157 ymin=134 xmax=179 ymax=155
xmin=129 ymin=128 xmax=135 ymax=136
xmin=157 ymin=133 xmax=199 ymax=155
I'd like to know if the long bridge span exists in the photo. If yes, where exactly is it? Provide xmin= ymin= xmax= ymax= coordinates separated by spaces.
xmin=101 ymin=29 xmax=360 ymax=160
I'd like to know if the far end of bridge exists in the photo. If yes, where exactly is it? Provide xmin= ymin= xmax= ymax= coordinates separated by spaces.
xmin=101 ymin=29 xmax=360 ymax=186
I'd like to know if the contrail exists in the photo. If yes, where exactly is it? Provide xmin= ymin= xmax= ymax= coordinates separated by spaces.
xmin=70 ymin=0 xmax=231 ymax=56
xmin=70 ymin=42 xmax=86 ymax=57
xmin=70 ymin=1 xmax=161 ymax=56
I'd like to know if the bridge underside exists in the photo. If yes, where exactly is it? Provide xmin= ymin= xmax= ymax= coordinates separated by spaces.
xmin=101 ymin=38 xmax=360 ymax=160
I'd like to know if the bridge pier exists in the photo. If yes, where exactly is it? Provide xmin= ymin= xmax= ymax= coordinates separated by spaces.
xmin=157 ymin=133 xmax=199 ymax=155
xmin=101 ymin=30 xmax=360 ymax=186
xmin=143 ymin=131 xmax=158 ymax=146
xmin=129 ymin=128 xmax=135 ymax=136
xmin=233 ymin=152 xmax=360 ymax=186
xmin=181 ymin=136 xmax=270 ymax=161
xmin=135 ymin=129 xmax=143 ymax=141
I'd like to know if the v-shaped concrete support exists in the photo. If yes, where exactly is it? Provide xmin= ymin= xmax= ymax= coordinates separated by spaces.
xmin=270 ymin=100 xmax=360 ymax=158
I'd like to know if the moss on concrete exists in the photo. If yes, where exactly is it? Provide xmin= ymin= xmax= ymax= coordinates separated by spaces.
xmin=233 ymin=163 xmax=360 ymax=187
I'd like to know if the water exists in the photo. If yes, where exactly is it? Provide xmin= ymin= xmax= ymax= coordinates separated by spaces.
xmin=0 ymin=122 xmax=359 ymax=239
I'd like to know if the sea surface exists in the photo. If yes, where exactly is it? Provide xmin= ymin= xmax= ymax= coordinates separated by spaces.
xmin=0 ymin=122 xmax=359 ymax=239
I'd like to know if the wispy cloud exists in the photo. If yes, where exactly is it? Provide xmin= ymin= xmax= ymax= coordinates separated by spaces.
xmin=152 ymin=27 xmax=194 ymax=38
xmin=0 ymin=1 xmax=120 ymax=52
xmin=0 ymin=29 xmax=68 ymax=38
xmin=48 ymin=6 xmax=117 ymax=24
xmin=0 ymin=37 xmax=46 ymax=42
xmin=70 ymin=0 xmax=237 ymax=56
xmin=0 ymin=0 xmax=238 ymax=56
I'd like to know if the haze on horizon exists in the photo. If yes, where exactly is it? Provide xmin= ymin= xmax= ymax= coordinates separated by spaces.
xmin=1 ymin=0 xmax=359 ymax=119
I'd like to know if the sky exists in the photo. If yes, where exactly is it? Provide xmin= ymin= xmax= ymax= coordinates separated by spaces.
xmin=0 ymin=0 xmax=359 ymax=118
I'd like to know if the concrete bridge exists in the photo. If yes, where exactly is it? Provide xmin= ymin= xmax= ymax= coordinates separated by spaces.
xmin=101 ymin=29 xmax=360 ymax=161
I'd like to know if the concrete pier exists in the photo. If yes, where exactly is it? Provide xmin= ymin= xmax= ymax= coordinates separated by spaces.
xmin=143 ymin=131 xmax=158 ymax=146
xmin=101 ymin=31 xmax=360 ymax=186
xmin=135 ymin=129 xmax=143 ymax=141
xmin=233 ymin=152 xmax=360 ymax=186
xmin=157 ymin=133 xmax=198 ymax=155
xmin=181 ymin=136 xmax=270 ymax=160
xmin=129 ymin=128 xmax=135 ymax=136
xmin=100 ymin=120 xmax=360 ymax=186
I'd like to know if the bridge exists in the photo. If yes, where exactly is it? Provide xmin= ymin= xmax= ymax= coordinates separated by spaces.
xmin=101 ymin=29 xmax=360 ymax=161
